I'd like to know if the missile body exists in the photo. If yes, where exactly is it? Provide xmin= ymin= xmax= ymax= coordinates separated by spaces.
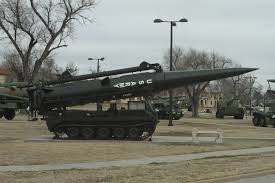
xmin=34 ymin=67 xmax=257 ymax=112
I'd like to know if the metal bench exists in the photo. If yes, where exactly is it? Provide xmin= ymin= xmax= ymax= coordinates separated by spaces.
xmin=192 ymin=128 xmax=223 ymax=144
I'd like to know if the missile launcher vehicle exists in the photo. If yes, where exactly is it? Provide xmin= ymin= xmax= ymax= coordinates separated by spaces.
xmin=20 ymin=62 xmax=256 ymax=140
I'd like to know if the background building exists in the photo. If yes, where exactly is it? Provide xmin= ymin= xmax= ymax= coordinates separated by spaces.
xmin=0 ymin=68 xmax=9 ymax=83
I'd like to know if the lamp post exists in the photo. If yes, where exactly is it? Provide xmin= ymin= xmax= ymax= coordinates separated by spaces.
xmin=154 ymin=18 xmax=188 ymax=126
xmin=88 ymin=57 xmax=105 ymax=72
xmin=244 ymin=76 xmax=257 ymax=115
xmin=88 ymin=57 xmax=105 ymax=111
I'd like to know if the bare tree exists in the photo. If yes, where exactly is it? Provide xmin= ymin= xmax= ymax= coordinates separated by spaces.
xmin=1 ymin=52 xmax=24 ymax=81
xmin=1 ymin=51 xmax=62 ymax=81
xmin=253 ymin=84 xmax=264 ymax=106
xmin=0 ymin=0 xmax=95 ymax=82
xmin=65 ymin=62 xmax=78 ymax=76
xmin=164 ymin=48 xmax=232 ymax=117
xmin=38 ymin=57 xmax=62 ymax=80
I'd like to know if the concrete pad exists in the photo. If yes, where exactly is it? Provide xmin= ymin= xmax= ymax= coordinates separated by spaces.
xmin=25 ymin=135 xmax=221 ymax=145
xmin=25 ymin=135 xmax=275 ymax=144
xmin=151 ymin=136 xmax=220 ymax=144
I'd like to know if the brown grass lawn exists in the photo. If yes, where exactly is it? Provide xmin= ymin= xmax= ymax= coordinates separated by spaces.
xmin=1 ymin=153 xmax=275 ymax=183
xmin=1 ymin=114 xmax=275 ymax=182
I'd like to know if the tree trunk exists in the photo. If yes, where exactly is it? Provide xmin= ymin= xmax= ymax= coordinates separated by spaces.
xmin=31 ymin=59 xmax=44 ymax=82
xmin=22 ymin=59 xmax=30 ymax=82
xmin=192 ymin=95 xmax=200 ymax=118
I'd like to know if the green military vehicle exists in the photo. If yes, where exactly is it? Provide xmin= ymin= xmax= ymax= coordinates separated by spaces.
xmin=216 ymin=98 xmax=245 ymax=119
xmin=0 ymin=82 xmax=29 ymax=120
xmin=152 ymin=96 xmax=184 ymax=120
xmin=252 ymin=80 xmax=275 ymax=127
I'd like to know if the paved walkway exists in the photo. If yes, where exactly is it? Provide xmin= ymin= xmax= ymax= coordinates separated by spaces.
xmin=226 ymin=174 xmax=275 ymax=183
xmin=27 ymin=135 xmax=275 ymax=143
xmin=1 ymin=146 xmax=275 ymax=172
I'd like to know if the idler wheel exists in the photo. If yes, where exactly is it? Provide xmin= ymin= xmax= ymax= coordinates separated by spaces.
xmin=81 ymin=127 xmax=95 ymax=139
xmin=144 ymin=126 xmax=155 ymax=136
xmin=4 ymin=109 xmax=15 ymax=120
xmin=113 ymin=128 xmax=125 ymax=139
xmin=128 ymin=127 xmax=141 ymax=139
xmin=53 ymin=127 xmax=65 ymax=139
xmin=96 ymin=128 xmax=111 ymax=139
xmin=66 ymin=127 xmax=80 ymax=139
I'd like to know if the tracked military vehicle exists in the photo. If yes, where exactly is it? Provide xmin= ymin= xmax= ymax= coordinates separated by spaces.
xmin=18 ymin=62 xmax=256 ymax=140
xmin=0 ymin=83 xmax=29 ymax=120
xmin=216 ymin=98 xmax=244 ymax=119
xmin=152 ymin=97 xmax=184 ymax=120
xmin=252 ymin=80 xmax=275 ymax=127
xmin=49 ymin=100 xmax=158 ymax=139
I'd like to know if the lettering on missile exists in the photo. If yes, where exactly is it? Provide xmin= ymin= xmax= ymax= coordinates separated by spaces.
xmin=114 ymin=79 xmax=153 ymax=88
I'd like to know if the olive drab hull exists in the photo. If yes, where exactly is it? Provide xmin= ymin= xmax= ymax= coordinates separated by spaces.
xmin=0 ymin=85 xmax=28 ymax=120
xmin=252 ymin=80 xmax=275 ymax=127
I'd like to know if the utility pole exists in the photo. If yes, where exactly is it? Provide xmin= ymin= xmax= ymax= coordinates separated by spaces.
xmin=246 ymin=76 xmax=257 ymax=115
xmin=88 ymin=57 xmax=105 ymax=111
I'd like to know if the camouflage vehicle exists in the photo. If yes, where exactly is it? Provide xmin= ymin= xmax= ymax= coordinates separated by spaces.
xmin=252 ymin=80 xmax=275 ymax=127
xmin=216 ymin=98 xmax=245 ymax=119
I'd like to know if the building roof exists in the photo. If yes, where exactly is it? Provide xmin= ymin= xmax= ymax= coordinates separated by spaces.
xmin=0 ymin=68 xmax=10 ymax=76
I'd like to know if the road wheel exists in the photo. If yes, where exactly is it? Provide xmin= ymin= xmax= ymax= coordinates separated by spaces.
xmin=53 ymin=127 xmax=65 ymax=139
xmin=216 ymin=110 xmax=224 ymax=118
xmin=259 ymin=117 xmax=266 ymax=127
xmin=216 ymin=111 xmax=220 ymax=118
xmin=220 ymin=108 xmax=225 ymax=118
xmin=81 ymin=127 xmax=95 ymax=139
xmin=96 ymin=128 xmax=111 ymax=139
xmin=234 ymin=114 xmax=244 ymax=119
xmin=128 ymin=127 xmax=141 ymax=139
xmin=4 ymin=109 xmax=15 ymax=120
xmin=252 ymin=117 xmax=259 ymax=126
xmin=239 ymin=114 xmax=244 ymax=119
xmin=113 ymin=128 xmax=126 ymax=139
xmin=272 ymin=119 xmax=275 ymax=128
xmin=66 ymin=127 xmax=80 ymax=139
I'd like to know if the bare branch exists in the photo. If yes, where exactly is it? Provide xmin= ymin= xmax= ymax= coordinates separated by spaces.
xmin=30 ymin=0 xmax=54 ymax=36
xmin=0 ymin=0 xmax=96 ymax=81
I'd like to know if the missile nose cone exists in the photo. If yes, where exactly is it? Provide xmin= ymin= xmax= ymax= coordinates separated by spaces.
xmin=224 ymin=68 xmax=258 ymax=75
xmin=212 ymin=67 xmax=258 ymax=79
xmin=158 ymin=67 xmax=258 ymax=89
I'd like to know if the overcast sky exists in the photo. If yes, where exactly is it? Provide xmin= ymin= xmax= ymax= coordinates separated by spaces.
xmin=56 ymin=0 xmax=275 ymax=88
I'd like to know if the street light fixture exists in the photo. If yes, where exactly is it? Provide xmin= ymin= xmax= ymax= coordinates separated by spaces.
xmin=154 ymin=18 xmax=188 ymax=126
xmin=88 ymin=57 xmax=105 ymax=72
